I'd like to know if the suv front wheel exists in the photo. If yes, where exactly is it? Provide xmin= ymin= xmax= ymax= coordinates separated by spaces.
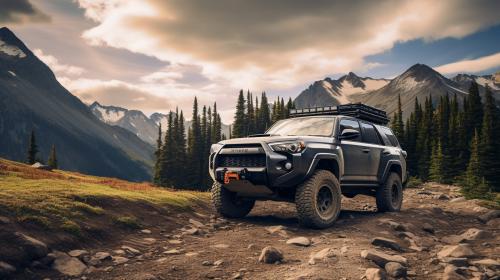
xmin=376 ymin=172 xmax=403 ymax=212
xmin=211 ymin=182 xmax=255 ymax=218
xmin=295 ymin=170 xmax=341 ymax=228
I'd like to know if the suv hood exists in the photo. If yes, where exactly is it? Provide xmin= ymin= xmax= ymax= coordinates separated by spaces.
xmin=219 ymin=135 xmax=331 ymax=145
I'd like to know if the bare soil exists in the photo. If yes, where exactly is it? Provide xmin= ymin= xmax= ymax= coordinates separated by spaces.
xmin=20 ymin=183 xmax=500 ymax=279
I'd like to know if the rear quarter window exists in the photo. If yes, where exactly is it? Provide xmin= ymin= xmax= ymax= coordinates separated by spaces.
xmin=377 ymin=126 xmax=400 ymax=147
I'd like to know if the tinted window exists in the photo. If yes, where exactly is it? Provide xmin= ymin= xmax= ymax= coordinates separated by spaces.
xmin=266 ymin=117 xmax=335 ymax=136
xmin=379 ymin=126 xmax=400 ymax=147
xmin=360 ymin=121 xmax=381 ymax=145
xmin=339 ymin=119 xmax=361 ymax=142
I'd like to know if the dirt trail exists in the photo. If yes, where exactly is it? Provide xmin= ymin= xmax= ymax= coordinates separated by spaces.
xmin=36 ymin=184 xmax=500 ymax=280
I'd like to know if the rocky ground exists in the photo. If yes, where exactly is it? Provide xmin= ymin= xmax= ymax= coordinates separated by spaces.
xmin=3 ymin=183 xmax=499 ymax=280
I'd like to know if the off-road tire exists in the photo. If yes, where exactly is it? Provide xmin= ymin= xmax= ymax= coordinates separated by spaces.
xmin=295 ymin=170 xmax=341 ymax=228
xmin=376 ymin=172 xmax=403 ymax=212
xmin=211 ymin=182 xmax=255 ymax=218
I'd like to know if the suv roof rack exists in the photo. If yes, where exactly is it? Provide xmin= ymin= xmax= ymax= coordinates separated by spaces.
xmin=289 ymin=103 xmax=389 ymax=125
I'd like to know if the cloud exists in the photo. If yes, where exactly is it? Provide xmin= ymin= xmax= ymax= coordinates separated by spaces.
xmin=33 ymin=49 xmax=86 ymax=76
xmin=435 ymin=52 xmax=500 ymax=74
xmin=76 ymin=0 xmax=500 ymax=90
xmin=0 ymin=0 xmax=50 ymax=24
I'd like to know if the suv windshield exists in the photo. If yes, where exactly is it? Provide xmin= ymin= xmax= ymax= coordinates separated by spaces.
xmin=266 ymin=117 xmax=335 ymax=136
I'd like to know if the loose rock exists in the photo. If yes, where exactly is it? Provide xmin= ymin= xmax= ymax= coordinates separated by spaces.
xmin=67 ymin=250 xmax=89 ymax=259
xmin=442 ymin=265 xmax=467 ymax=280
xmin=360 ymin=249 xmax=408 ymax=266
xmin=422 ymin=223 xmax=435 ymax=234
xmin=385 ymin=262 xmax=407 ymax=278
xmin=0 ymin=216 xmax=10 ymax=224
xmin=140 ymin=229 xmax=152 ymax=234
xmin=258 ymin=246 xmax=283 ymax=264
xmin=471 ymin=259 xmax=500 ymax=269
xmin=265 ymin=225 xmax=288 ymax=237
xmin=112 ymin=256 xmax=129 ymax=265
xmin=450 ymin=197 xmax=465 ymax=203
xmin=478 ymin=210 xmax=500 ymax=223
xmin=308 ymin=248 xmax=336 ymax=265
xmin=363 ymin=268 xmax=387 ymax=280
xmin=121 ymin=246 xmax=140 ymax=255
xmin=437 ymin=244 xmax=477 ymax=259
xmin=189 ymin=218 xmax=205 ymax=228
xmin=51 ymin=251 xmax=87 ymax=277
xmin=371 ymin=237 xmax=404 ymax=252
xmin=0 ymin=261 xmax=16 ymax=277
xmin=94 ymin=252 xmax=111 ymax=261
xmin=213 ymin=259 xmax=224 ymax=266
xmin=286 ymin=237 xmax=311 ymax=247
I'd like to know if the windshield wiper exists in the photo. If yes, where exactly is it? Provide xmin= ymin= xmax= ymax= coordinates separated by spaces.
xmin=248 ymin=133 xmax=276 ymax=137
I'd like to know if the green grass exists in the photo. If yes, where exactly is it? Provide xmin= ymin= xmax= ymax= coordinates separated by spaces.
xmin=114 ymin=216 xmax=142 ymax=229
xmin=0 ymin=158 xmax=208 ymax=233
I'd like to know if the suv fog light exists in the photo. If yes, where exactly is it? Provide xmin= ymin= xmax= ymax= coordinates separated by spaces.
xmin=285 ymin=162 xmax=292 ymax=170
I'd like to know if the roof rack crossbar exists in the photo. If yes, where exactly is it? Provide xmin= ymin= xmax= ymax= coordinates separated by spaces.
xmin=289 ymin=103 xmax=389 ymax=125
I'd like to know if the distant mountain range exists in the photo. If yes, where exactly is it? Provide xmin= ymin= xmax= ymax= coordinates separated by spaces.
xmin=0 ymin=27 xmax=153 ymax=181
xmin=90 ymin=102 xmax=231 ymax=144
xmin=295 ymin=64 xmax=499 ymax=119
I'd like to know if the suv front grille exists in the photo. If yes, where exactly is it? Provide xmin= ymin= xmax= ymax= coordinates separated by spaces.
xmin=217 ymin=154 xmax=266 ymax=168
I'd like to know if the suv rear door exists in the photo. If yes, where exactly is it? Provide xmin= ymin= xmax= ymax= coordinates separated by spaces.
xmin=338 ymin=118 xmax=371 ymax=182
xmin=359 ymin=121 xmax=384 ymax=181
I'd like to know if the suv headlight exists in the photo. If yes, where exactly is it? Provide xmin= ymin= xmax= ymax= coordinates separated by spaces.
xmin=210 ymin=143 xmax=223 ymax=154
xmin=269 ymin=141 xmax=305 ymax=154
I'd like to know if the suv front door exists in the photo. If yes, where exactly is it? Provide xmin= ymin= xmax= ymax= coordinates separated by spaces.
xmin=338 ymin=118 xmax=370 ymax=182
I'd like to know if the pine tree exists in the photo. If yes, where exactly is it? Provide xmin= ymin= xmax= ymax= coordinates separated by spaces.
xmin=153 ymin=123 xmax=163 ymax=184
xmin=479 ymin=87 xmax=500 ymax=191
xmin=416 ymin=96 xmax=433 ymax=180
xmin=26 ymin=129 xmax=38 ymax=164
xmin=254 ymin=96 xmax=260 ymax=132
xmin=212 ymin=102 xmax=222 ymax=143
xmin=188 ymin=97 xmax=203 ymax=188
xmin=466 ymin=82 xmax=483 ymax=136
xmin=447 ymin=94 xmax=462 ymax=181
xmin=47 ymin=144 xmax=58 ymax=169
xmin=246 ymin=91 xmax=255 ymax=135
xmin=393 ymin=94 xmax=405 ymax=147
xmin=286 ymin=97 xmax=294 ymax=118
xmin=462 ymin=130 xmax=491 ymax=199
xmin=159 ymin=112 xmax=175 ymax=187
xmin=232 ymin=90 xmax=246 ymax=138
xmin=176 ymin=110 xmax=187 ymax=188
xmin=258 ymin=92 xmax=271 ymax=132
xmin=429 ymin=140 xmax=444 ymax=183
xmin=280 ymin=97 xmax=286 ymax=120
xmin=200 ymin=105 xmax=209 ymax=189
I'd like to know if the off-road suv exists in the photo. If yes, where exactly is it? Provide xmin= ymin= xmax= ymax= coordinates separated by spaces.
xmin=209 ymin=104 xmax=407 ymax=228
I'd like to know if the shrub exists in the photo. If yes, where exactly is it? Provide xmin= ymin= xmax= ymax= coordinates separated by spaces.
xmin=60 ymin=220 xmax=81 ymax=236
xmin=114 ymin=216 xmax=141 ymax=229
xmin=405 ymin=176 xmax=423 ymax=188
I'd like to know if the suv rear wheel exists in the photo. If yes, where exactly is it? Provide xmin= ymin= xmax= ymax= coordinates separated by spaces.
xmin=211 ymin=182 xmax=255 ymax=218
xmin=376 ymin=172 xmax=403 ymax=212
xmin=295 ymin=170 xmax=341 ymax=228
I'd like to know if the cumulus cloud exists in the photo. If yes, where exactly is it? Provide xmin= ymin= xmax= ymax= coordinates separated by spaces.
xmin=34 ymin=49 xmax=86 ymax=76
xmin=76 ymin=0 xmax=500 ymax=90
xmin=435 ymin=52 xmax=500 ymax=74
xmin=0 ymin=0 xmax=50 ymax=24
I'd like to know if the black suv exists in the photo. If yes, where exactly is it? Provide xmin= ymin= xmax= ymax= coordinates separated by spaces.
xmin=209 ymin=104 xmax=407 ymax=228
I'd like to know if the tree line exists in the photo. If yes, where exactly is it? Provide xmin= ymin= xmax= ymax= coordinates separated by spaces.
xmin=153 ymin=99 xmax=224 ymax=190
xmin=24 ymin=130 xmax=58 ymax=169
xmin=391 ymin=82 xmax=500 ymax=198
xmin=153 ymin=91 xmax=295 ymax=190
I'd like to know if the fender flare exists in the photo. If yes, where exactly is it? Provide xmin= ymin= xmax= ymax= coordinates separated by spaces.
xmin=380 ymin=160 xmax=402 ymax=183
xmin=305 ymin=153 xmax=343 ymax=179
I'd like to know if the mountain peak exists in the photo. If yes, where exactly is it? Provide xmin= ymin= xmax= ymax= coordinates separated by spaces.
xmin=401 ymin=63 xmax=442 ymax=82
xmin=0 ymin=27 xmax=30 ymax=59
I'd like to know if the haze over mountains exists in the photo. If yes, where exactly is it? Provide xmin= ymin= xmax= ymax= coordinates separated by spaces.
xmin=294 ymin=64 xmax=500 ymax=119
xmin=90 ymin=102 xmax=231 ymax=145
xmin=0 ymin=27 xmax=153 ymax=181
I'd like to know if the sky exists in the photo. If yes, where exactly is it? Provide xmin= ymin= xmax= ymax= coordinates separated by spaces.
xmin=1 ymin=0 xmax=500 ymax=122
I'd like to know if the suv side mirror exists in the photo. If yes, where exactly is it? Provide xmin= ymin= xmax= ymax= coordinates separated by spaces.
xmin=339 ymin=129 xmax=360 ymax=140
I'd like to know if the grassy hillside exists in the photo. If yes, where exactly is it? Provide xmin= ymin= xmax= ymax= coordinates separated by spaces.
xmin=0 ymin=158 xmax=208 ymax=240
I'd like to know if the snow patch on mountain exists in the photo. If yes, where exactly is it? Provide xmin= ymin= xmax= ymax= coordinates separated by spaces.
xmin=0 ymin=39 xmax=26 ymax=58
xmin=93 ymin=104 xmax=126 ymax=123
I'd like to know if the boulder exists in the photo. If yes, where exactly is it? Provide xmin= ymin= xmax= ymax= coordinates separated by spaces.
xmin=0 ymin=232 xmax=49 ymax=265
xmin=112 ymin=256 xmax=129 ymax=265
xmin=459 ymin=228 xmax=492 ymax=241
xmin=360 ymin=249 xmax=408 ymax=266
xmin=31 ymin=162 xmax=52 ymax=170
xmin=189 ymin=218 xmax=205 ymax=228
xmin=51 ymin=251 xmax=87 ymax=277
xmin=258 ymin=246 xmax=283 ymax=264
xmin=385 ymin=262 xmax=407 ymax=278
xmin=308 ymin=248 xmax=336 ymax=265
xmin=121 ymin=246 xmax=140 ymax=255
xmin=422 ymin=223 xmax=435 ymax=234
xmin=67 ymin=250 xmax=89 ymax=259
xmin=486 ymin=218 xmax=500 ymax=228
xmin=363 ymin=268 xmax=387 ymax=280
xmin=286 ymin=237 xmax=311 ymax=247
xmin=442 ymin=265 xmax=467 ymax=280
xmin=0 ymin=261 xmax=16 ymax=277
xmin=184 ymin=228 xmax=199 ymax=235
xmin=471 ymin=259 xmax=500 ymax=269
xmin=93 ymin=252 xmax=111 ymax=261
xmin=478 ymin=210 xmax=500 ymax=223
xmin=371 ymin=237 xmax=405 ymax=252
xmin=438 ymin=244 xmax=476 ymax=259
xmin=440 ymin=257 xmax=469 ymax=267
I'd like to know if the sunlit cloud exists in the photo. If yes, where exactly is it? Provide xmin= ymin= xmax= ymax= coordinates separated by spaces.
xmin=33 ymin=49 xmax=86 ymax=76
xmin=435 ymin=52 xmax=500 ymax=74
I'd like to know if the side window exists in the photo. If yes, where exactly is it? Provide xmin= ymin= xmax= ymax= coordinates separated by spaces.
xmin=339 ymin=119 xmax=362 ymax=142
xmin=378 ymin=126 xmax=400 ymax=147
xmin=360 ymin=121 xmax=382 ymax=145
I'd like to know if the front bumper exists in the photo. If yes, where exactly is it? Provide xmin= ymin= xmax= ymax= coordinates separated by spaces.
xmin=210 ymin=143 xmax=311 ymax=189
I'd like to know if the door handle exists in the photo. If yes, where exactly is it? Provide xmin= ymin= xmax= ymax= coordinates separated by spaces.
xmin=362 ymin=148 xmax=370 ymax=153
xmin=382 ymin=150 xmax=391 ymax=155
